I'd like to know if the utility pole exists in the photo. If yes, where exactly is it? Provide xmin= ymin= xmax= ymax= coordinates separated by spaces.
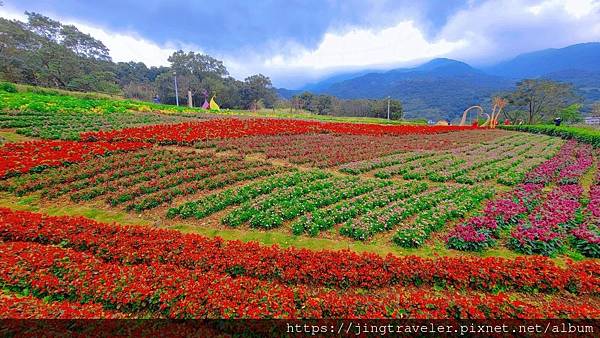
xmin=387 ymin=96 xmax=390 ymax=120
xmin=173 ymin=71 xmax=179 ymax=106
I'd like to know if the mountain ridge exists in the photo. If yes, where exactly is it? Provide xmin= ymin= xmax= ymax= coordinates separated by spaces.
xmin=277 ymin=42 xmax=600 ymax=121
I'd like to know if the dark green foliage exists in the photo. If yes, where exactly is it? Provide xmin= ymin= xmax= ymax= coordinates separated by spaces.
xmin=500 ymin=125 xmax=600 ymax=147
xmin=0 ymin=82 xmax=17 ymax=92
xmin=0 ymin=12 xmax=277 ymax=109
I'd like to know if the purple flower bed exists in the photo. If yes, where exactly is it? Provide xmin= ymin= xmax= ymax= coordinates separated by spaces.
xmin=572 ymin=223 xmax=600 ymax=258
xmin=588 ymin=186 xmax=600 ymax=218
xmin=447 ymin=141 xmax=594 ymax=256
xmin=525 ymin=141 xmax=578 ymax=185
xmin=509 ymin=184 xmax=582 ymax=256
xmin=558 ymin=144 xmax=593 ymax=185
xmin=484 ymin=199 xmax=527 ymax=225
xmin=446 ymin=183 xmax=542 ymax=252
xmin=572 ymin=160 xmax=599 ymax=258
xmin=446 ymin=218 xmax=496 ymax=251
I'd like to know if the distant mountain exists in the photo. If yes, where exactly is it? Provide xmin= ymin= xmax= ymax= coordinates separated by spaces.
xmin=300 ymin=69 xmax=381 ymax=92
xmin=542 ymin=69 xmax=600 ymax=103
xmin=484 ymin=43 xmax=600 ymax=78
xmin=276 ymin=88 xmax=302 ymax=100
xmin=277 ymin=42 xmax=600 ymax=121
xmin=320 ymin=59 xmax=513 ymax=120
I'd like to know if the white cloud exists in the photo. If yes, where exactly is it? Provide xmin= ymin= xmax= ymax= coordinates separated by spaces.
xmin=563 ymin=0 xmax=600 ymax=18
xmin=68 ymin=25 xmax=180 ymax=67
xmin=528 ymin=0 xmax=600 ymax=17
xmin=438 ymin=0 xmax=600 ymax=64
xmin=264 ymin=21 xmax=467 ymax=70
xmin=0 ymin=6 xmax=193 ymax=67
xmin=2 ymin=0 xmax=599 ymax=87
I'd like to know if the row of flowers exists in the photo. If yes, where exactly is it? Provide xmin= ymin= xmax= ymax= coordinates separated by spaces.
xmin=2 ymin=241 xmax=599 ymax=319
xmin=198 ymin=134 xmax=421 ymax=168
xmin=108 ymin=159 xmax=264 ymax=209
xmin=0 ymin=291 xmax=126 ymax=319
xmin=342 ymin=133 xmax=561 ymax=186
xmin=339 ymin=186 xmax=449 ymax=241
xmin=222 ymin=176 xmax=386 ymax=229
xmin=168 ymin=171 xmax=328 ymax=220
xmin=291 ymin=182 xmax=428 ymax=237
xmin=572 ymin=158 xmax=600 ymax=258
xmin=392 ymin=186 xmax=495 ymax=248
xmin=133 ymin=166 xmax=284 ymax=212
xmin=1 ymin=148 xmax=169 ymax=196
xmin=69 ymin=151 xmax=236 ymax=203
xmin=1 ymin=146 xmax=288 ymax=213
xmin=1 ymin=207 xmax=597 ymax=294
xmin=446 ymin=141 xmax=596 ymax=256
xmin=523 ymin=141 xmax=582 ymax=185
xmin=0 ymin=140 xmax=150 ymax=179
xmin=195 ymin=130 xmax=494 ymax=169
xmin=509 ymin=184 xmax=583 ymax=256
xmin=81 ymin=118 xmax=475 ymax=144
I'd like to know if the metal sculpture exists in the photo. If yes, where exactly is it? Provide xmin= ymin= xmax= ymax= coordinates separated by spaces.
xmin=459 ymin=105 xmax=484 ymax=126
xmin=459 ymin=97 xmax=507 ymax=128
xmin=489 ymin=97 xmax=507 ymax=129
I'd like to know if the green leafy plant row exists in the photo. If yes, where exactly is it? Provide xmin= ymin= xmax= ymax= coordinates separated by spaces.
xmin=500 ymin=125 xmax=600 ymax=147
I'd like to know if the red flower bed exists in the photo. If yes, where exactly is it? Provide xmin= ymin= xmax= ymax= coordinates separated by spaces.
xmin=81 ymin=118 xmax=474 ymax=144
xmin=1 ymin=208 xmax=597 ymax=294
xmin=0 ymin=292 xmax=126 ymax=319
xmin=0 ymin=140 xmax=150 ymax=178
xmin=1 ymin=241 xmax=597 ymax=319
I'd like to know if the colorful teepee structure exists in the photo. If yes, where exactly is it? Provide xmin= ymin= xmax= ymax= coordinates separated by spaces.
xmin=200 ymin=89 xmax=210 ymax=110
xmin=209 ymin=95 xmax=220 ymax=111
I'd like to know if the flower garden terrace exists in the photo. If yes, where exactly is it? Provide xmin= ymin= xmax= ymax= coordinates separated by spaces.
xmin=0 ymin=114 xmax=599 ymax=320
xmin=0 ymin=207 xmax=599 ymax=320
xmin=79 ymin=117 xmax=476 ymax=144
xmin=0 ymin=120 xmax=596 ymax=259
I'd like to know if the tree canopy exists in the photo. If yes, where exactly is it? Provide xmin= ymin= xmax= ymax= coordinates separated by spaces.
xmin=0 ymin=12 xmax=277 ymax=110
xmin=502 ymin=79 xmax=577 ymax=124
xmin=290 ymin=92 xmax=403 ymax=119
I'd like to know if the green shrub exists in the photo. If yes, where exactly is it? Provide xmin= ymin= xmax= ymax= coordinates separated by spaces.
xmin=499 ymin=125 xmax=600 ymax=147
xmin=0 ymin=82 xmax=17 ymax=93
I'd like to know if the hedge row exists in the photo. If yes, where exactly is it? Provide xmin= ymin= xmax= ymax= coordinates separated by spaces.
xmin=499 ymin=125 xmax=600 ymax=147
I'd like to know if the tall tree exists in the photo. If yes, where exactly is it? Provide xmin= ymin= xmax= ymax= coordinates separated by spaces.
xmin=504 ymin=79 xmax=577 ymax=124
xmin=168 ymin=51 xmax=228 ymax=78
xmin=60 ymin=24 xmax=111 ymax=61
xmin=558 ymin=103 xmax=583 ymax=124
xmin=240 ymin=74 xmax=277 ymax=109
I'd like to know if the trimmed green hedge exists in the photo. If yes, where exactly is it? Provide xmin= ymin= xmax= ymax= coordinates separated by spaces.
xmin=499 ymin=125 xmax=600 ymax=147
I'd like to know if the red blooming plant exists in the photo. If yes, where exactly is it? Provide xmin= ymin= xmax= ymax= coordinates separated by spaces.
xmin=0 ymin=241 xmax=598 ymax=319
xmin=0 ymin=208 xmax=598 ymax=295
xmin=0 ymin=292 xmax=127 ymax=319
xmin=80 ymin=118 xmax=475 ymax=144
xmin=0 ymin=140 xmax=150 ymax=178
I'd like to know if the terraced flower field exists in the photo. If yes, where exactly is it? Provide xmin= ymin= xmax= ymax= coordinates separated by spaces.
xmin=0 ymin=99 xmax=598 ymax=324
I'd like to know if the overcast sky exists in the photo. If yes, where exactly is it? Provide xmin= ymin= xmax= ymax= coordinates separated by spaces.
xmin=2 ymin=0 xmax=599 ymax=88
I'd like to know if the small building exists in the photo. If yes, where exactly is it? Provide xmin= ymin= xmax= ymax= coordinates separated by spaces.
xmin=584 ymin=116 xmax=600 ymax=125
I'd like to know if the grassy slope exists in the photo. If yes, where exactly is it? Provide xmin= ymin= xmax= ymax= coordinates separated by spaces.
xmin=4 ymin=83 xmax=423 ymax=126
xmin=0 ymin=130 xmax=35 ymax=143
xmin=0 ymin=83 xmax=589 ymax=265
